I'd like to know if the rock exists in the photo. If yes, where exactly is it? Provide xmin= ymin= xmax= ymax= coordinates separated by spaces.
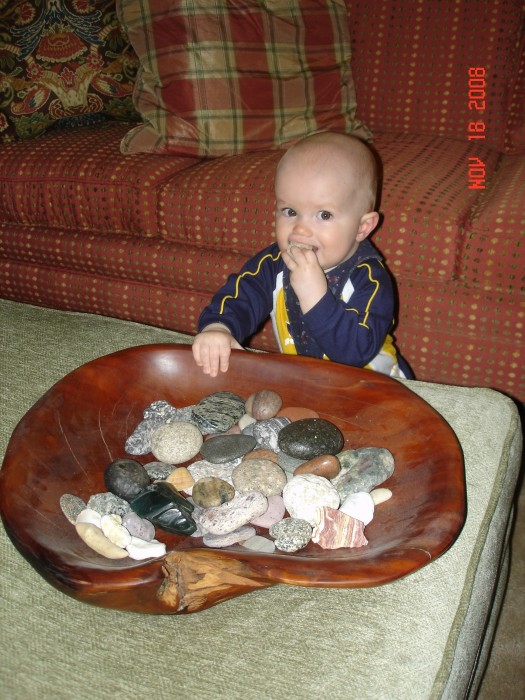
xmin=333 ymin=447 xmax=395 ymax=498
xmin=144 ymin=400 xmax=195 ymax=424
xmin=339 ymin=492 xmax=375 ymax=525
xmin=311 ymin=506 xmax=368 ymax=549
xmin=186 ymin=459 xmax=238 ymax=493
xmin=150 ymin=421 xmax=203 ymax=464
xmin=60 ymin=493 xmax=86 ymax=524
xmin=251 ymin=417 xmax=291 ymax=451
xmin=269 ymin=517 xmax=312 ymax=552
xmin=203 ymin=525 xmax=256 ymax=548
xmin=277 ymin=406 xmax=319 ymax=421
xmin=75 ymin=508 xmax=102 ymax=527
xmin=247 ymin=389 xmax=283 ymax=420
xmin=75 ymin=522 xmax=129 ymax=559
xmin=238 ymin=413 xmax=256 ymax=431
xmin=293 ymin=454 xmax=341 ymax=479
xmin=144 ymin=461 xmax=174 ymax=480
xmin=125 ymin=417 xmax=158 ymax=455
xmin=191 ymin=391 xmax=246 ymax=433
xmin=164 ymin=466 xmax=195 ymax=492
xmin=126 ymin=537 xmax=166 ymax=560
xmin=104 ymin=458 xmax=151 ymax=502
xmin=277 ymin=451 xmax=306 ymax=473
xmin=242 ymin=535 xmax=276 ymax=553
xmin=87 ymin=492 xmax=131 ymax=518
xmin=278 ymin=418 xmax=344 ymax=460
xmin=282 ymin=474 xmax=340 ymax=526
xmin=196 ymin=491 xmax=268 ymax=535
xmin=100 ymin=514 xmax=132 ymax=548
xmin=192 ymin=476 xmax=235 ymax=507
xmin=371 ymin=487 xmax=393 ymax=505
xmin=250 ymin=494 xmax=286 ymax=528
xmin=232 ymin=458 xmax=287 ymax=497
xmin=242 ymin=448 xmax=279 ymax=463
xmin=130 ymin=482 xmax=196 ymax=536
xmin=126 ymin=402 xmax=196 ymax=455
xmin=200 ymin=433 xmax=257 ymax=463
xmin=122 ymin=511 xmax=156 ymax=541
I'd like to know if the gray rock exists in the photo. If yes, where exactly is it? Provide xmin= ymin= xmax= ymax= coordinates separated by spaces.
xmin=241 ymin=535 xmax=277 ymax=553
xmin=59 ymin=493 xmax=86 ymax=524
xmin=278 ymin=418 xmax=344 ymax=460
xmin=191 ymin=391 xmax=246 ymax=433
xmin=196 ymin=491 xmax=268 ymax=535
xmin=126 ymin=402 xmax=197 ymax=455
xmin=333 ymin=447 xmax=395 ymax=498
xmin=232 ymin=458 xmax=287 ymax=496
xmin=122 ymin=511 xmax=156 ymax=541
xmin=252 ymin=417 xmax=291 ymax=451
xmin=269 ymin=517 xmax=312 ymax=552
xmin=200 ymin=434 xmax=257 ymax=463
xmin=150 ymin=421 xmax=203 ymax=464
xmin=87 ymin=492 xmax=131 ymax=518
xmin=143 ymin=461 xmax=174 ymax=480
xmin=277 ymin=451 xmax=305 ymax=473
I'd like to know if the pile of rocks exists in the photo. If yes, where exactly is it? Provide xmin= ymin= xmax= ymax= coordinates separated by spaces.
xmin=61 ymin=389 xmax=394 ymax=559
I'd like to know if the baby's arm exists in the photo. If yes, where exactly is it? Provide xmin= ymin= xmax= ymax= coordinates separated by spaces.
xmin=192 ymin=323 xmax=243 ymax=377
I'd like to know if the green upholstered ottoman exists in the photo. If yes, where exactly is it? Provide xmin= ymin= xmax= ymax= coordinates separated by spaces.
xmin=1 ymin=300 xmax=522 ymax=700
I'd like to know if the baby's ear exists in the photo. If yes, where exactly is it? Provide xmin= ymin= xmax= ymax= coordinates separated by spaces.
xmin=357 ymin=211 xmax=380 ymax=240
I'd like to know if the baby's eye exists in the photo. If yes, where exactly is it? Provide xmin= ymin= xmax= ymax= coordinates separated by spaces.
xmin=282 ymin=207 xmax=297 ymax=217
xmin=318 ymin=210 xmax=333 ymax=221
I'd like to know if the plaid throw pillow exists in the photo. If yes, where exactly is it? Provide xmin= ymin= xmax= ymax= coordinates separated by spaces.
xmin=117 ymin=0 xmax=370 ymax=157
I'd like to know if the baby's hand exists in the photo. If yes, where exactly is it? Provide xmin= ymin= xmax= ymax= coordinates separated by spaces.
xmin=192 ymin=324 xmax=243 ymax=377
xmin=282 ymin=244 xmax=327 ymax=313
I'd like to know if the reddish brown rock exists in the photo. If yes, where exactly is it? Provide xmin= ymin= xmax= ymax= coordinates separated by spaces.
xmin=311 ymin=506 xmax=368 ymax=549
xmin=277 ymin=406 xmax=319 ymax=421
xmin=242 ymin=448 xmax=279 ymax=463
xmin=293 ymin=454 xmax=341 ymax=479
xmin=247 ymin=389 xmax=283 ymax=420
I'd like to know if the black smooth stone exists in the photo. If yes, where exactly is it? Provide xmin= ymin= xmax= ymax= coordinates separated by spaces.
xmin=104 ymin=458 xmax=151 ymax=502
xmin=200 ymin=434 xmax=257 ymax=463
xmin=277 ymin=418 xmax=344 ymax=460
xmin=130 ymin=482 xmax=196 ymax=535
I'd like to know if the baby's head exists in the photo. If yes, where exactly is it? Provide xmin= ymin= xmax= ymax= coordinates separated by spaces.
xmin=276 ymin=131 xmax=378 ymax=214
xmin=275 ymin=132 xmax=379 ymax=270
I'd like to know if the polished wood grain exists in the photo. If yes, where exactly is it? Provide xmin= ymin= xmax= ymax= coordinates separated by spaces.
xmin=0 ymin=345 xmax=465 ymax=614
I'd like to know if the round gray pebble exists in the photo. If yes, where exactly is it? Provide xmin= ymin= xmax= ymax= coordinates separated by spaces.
xmin=200 ymin=434 xmax=257 ymax=463
xmin=269 ymin=517 xmax=312 ymax=552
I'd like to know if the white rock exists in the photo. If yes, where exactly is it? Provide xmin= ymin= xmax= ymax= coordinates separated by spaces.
xmin=197 ymin=491 xmax=268 ymax=535
xmin=75 ymin=522 xmax=129 ymax=559
xmin=371 ymin=487 xmax=393 ymax=505
xmin=340 ymin=492 xmax=375 ymax=525
xmin=100 ymin=514 xmax=132 ymax=548
xmin=282 ymin=474 xmax=340 ymax=526
xmin=126 ymin=537 xmax=166 ymax=560
xmin=75 ymin=508 xmax=102 ymax=527
xmin=242 ymin=535 xmax=276 ymax=553
xmin=238 ymin=413 xmax=256 ymax=430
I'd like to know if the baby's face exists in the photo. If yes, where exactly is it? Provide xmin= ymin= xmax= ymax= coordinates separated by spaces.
xmin=275 ymin=155 xmax=372 ymax=270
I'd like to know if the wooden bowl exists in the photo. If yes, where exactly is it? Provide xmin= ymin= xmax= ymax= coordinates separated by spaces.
xmin=0 ymin=345 xmax=465 ymax=614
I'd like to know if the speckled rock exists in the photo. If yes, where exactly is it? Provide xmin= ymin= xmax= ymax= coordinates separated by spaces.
xmin=339 ymin=491 xmax=375 ymax=525
xmin=232 ymin=458 xmax=287 ymax=496
xmin=242 ymin=535 xmax=276 ymax=553
xmin=200 ymin=433 xmax=257 ymax=463
xmin=282 ymin=474 xmax=340 ymax=526
xmin=104 ymin=458 xmax=150 ymax=502
xmin=144 ymin=461 xmax=174 ymax=480
xmin=246 ymin=389 xmax=283 ymax=420
xmin=196 ymin=491 xmax=268 ymax=535
xmin=333 ymin=447 xmax=395 ymax=498
xmin=293 ymin=454 xmax=341 ymax=479
xmin=125 ymin=401 xmax=196 ymax=455
xmin=87 ymin=492 xmax=131 ymax=518
xmin=191 ymin=391 xmax=246 ymax=433
xmin=60 ymin=493 xmax=86 ymax=524
xmin=278 ymin=418 xmax=344 ymax=460
xmin=192 ymin=476 xmax=236 ymax=507
xmin=250 ymin=494 xmax=286 ymax=528
xmin=269 ymin=517 xmax=312 ymax=552
xmin=75 ymin=522 xmax=129 ymax=559
xmin=203 ymin=525 xmax=256 ymax=548
xmin=251 ymin=417 xmax=291 ymax=451
xmin=150 ymin=421 xmax=203 ymax=464
xmin=122 ymin=511 xmax=156 ymax=541
xmin=312 ymin=506 xmax=368 ymax=549
xmin=164 ymin=466 xmax=195 ymax=492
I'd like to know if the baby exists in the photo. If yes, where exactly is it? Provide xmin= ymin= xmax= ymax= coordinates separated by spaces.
xmin=192 ymin=132 xmax=412 ymax=379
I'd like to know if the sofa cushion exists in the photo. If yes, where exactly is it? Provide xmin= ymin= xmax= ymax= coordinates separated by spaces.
xmin=117 ymin=0 xmax=370 ymax=157
xmin=0 ymin=122 xmax=199 ymax=237
xmin=347 ymin=0 xmax=525 ymax=154
xmin=0 ymin=0 xmax=141 ymax=144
